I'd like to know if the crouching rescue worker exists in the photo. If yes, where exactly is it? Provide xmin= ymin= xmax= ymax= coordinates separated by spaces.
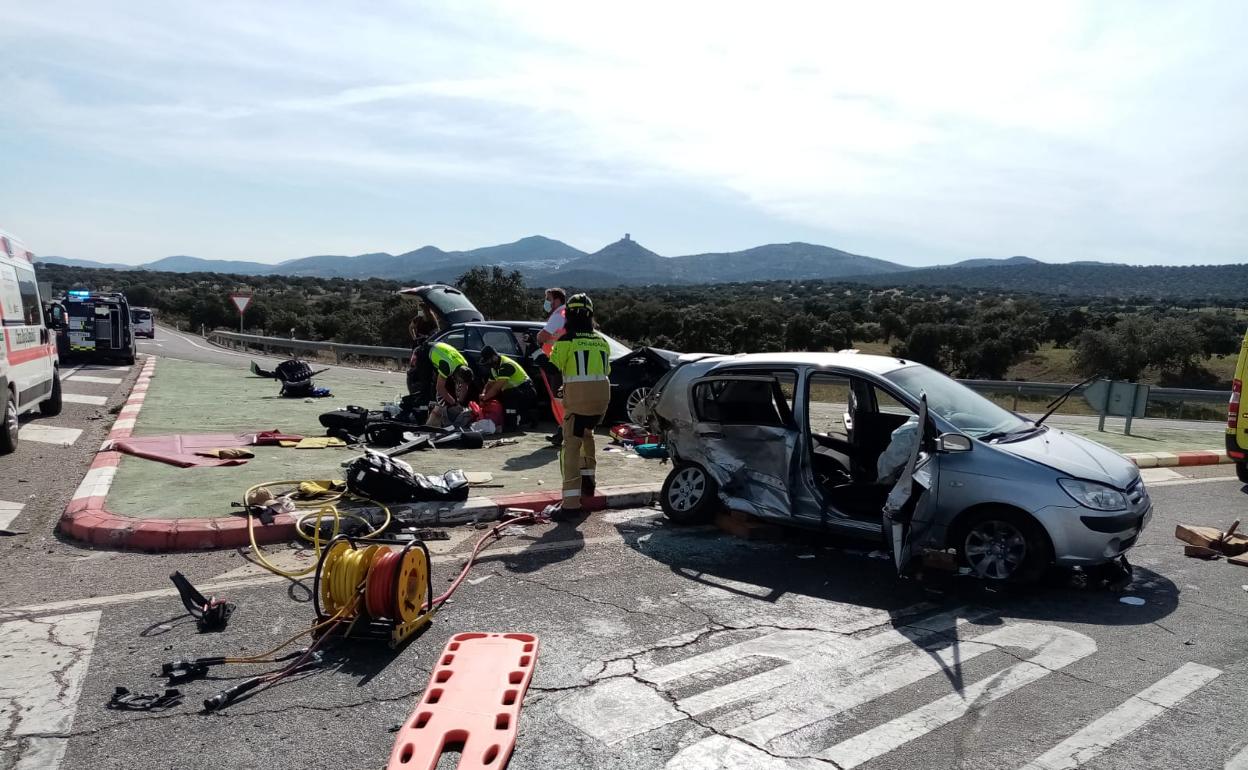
xmin=430 ymin=341 xmax=471 ymax=406
xmin=479 ymin=345 xmax=537 ymax=427
xmin=549 ymin=293 xmax=611 ymax=518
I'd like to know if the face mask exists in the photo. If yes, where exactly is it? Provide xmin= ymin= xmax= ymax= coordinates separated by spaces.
xmin=543 ymin=299 xmax=552 ymax=313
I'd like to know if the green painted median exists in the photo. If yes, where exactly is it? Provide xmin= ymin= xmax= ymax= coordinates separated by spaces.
xmin=106 ymin=358 xmax=667 ymax=520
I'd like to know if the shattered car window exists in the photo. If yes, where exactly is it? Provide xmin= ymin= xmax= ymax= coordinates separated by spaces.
xmin=694 ymin=379 xmax=787 ymax=426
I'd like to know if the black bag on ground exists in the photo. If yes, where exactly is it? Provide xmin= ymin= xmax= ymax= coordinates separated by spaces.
xmin=319 ymin=405 xmax=373 ymax=436
xmin=344 ymin=452 xmax=469 ymax=503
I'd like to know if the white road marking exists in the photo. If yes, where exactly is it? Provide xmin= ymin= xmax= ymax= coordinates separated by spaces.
xmin=64 ymin=375 xmax=122 ymax=385
xmin=70 ymin=464 xmax=116 ymax=501
xmin=1139 ymin=467 xmax=1183 ymax=483
xmin=1149 ymin=475 xmax=1240 ymax=488
xmin=0 ymin=532 xmax=635 ymax=621
xmin=0 ymin=611 xmax=101 ymax=770
xmin=1227 ymin=742 xmax=1248 ymax=770
xmin=61 ymin=393 xmax=108 ymax=406
xmin=17 ymin=424 xmax=82 ymax=445
xmin=0 ymin=499 xmax=23 ymax=529
xmin=650 ymin=620 xmax=1097 ymax=768
xmin=1019 ymin=662 xmax=1222 ymax=770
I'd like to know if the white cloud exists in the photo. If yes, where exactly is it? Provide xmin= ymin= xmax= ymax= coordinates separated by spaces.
xmin=0 ymin=0 xmax=1245 ymax=263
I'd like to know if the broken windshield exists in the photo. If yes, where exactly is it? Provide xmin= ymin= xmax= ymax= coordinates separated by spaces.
xmin=883 ymin=364 xmax=1029 ymax=439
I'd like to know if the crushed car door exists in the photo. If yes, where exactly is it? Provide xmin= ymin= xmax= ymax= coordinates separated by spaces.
xmin=882 ymin=393 xmax=939 ymax=575
xmin=690 ymin=374 xmax=801 ymax=519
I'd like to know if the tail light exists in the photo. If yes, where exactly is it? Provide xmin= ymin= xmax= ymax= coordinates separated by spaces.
xmin=1230 ymin=378 xmax=1243 ymax=430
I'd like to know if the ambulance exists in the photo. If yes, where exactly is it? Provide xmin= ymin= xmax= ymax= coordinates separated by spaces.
xmin=1 ymin=228 xmax=64 ymax=454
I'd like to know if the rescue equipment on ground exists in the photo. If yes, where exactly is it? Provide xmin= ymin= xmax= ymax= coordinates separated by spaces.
xmin=314 ymin=535 xmax=435 ymax=648
xmin=386 ymin=632 xmax=539 ymax=770
xmin=158 ymin=511 xmax=546 ymax=711
xmin=107 ymin=686 xmax=183 ymax=712
xmin=169 ymin=571 xmax=235 ymax=631
xmin=345 ymin=452 xmax=470 ymax=503
xmin=250 ymin=358 xmax=331 ymax=398
xmin=609 ymin=423 xmax=660 ymax=446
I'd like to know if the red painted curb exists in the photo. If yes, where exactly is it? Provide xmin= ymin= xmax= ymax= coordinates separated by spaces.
xmin=56 ymin=356 xmax=300 ymax=552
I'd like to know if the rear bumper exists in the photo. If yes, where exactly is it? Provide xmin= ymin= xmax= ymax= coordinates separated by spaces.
xmin=1227 ymin=432 xmax=1246 ymax=461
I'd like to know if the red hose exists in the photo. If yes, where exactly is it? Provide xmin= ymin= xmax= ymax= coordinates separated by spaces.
xmin=366 ymin=549 xmax=401 ymax=619
xmin=432 ymin=513 xmax=541 ymax=608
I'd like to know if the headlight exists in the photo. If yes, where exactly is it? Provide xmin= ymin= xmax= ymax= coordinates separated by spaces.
xmin=1058 ymin=478 xmax=1128 ymax=511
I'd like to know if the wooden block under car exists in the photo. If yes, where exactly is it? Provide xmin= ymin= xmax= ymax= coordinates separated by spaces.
xmin=716 ymin=510 xmax=785 ymax=541
xmin=1230 ymin=553 xmax=1248 ymax=568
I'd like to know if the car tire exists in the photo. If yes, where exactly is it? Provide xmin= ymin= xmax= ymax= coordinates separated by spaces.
xmin=953 ymin=507 xmax=1051 ymax=583
xmin=1 ymin=393 xmax=18 ymax=455
xmin=625 ymin=385 xmax=652 ymax=424
xmin=660 ymin=463 xmax=718 ymax=525
xmin=40 ymin=371 xmax=63 ymax=417
xmin=1237 ymin=461 xmax=1248 ymax=484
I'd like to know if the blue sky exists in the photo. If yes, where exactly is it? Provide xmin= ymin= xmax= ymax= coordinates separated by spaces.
xmin=1 ymin=1 xmax=1245 ymax=267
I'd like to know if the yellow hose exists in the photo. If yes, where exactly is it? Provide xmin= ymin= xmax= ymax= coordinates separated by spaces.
xmin=244 ymin=480 xmax=392 ymax=580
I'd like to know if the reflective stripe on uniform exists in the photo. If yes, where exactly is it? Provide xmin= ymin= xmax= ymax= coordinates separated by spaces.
xmin=564 ymin=374 xmax=609 ymax=383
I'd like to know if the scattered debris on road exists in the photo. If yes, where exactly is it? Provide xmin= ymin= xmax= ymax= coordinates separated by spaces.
xmin=1177 ymin=521 xmax=1248 ymax=567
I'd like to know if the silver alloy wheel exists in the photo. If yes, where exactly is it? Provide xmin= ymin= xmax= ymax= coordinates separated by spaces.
xmin=963 ymin=519 xmax=1028 ymax=579
xmin=626 ymin=386 xmax=652 ymax=424
xmin=667 ymin=466 xmax=707 ymax=512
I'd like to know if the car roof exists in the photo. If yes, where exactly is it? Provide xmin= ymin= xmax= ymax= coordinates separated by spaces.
xmin=702 ymin=351 xmax=914 ymax=375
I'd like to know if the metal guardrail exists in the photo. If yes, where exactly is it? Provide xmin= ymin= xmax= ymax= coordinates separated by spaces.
xmin=959 ymin=379 xmax=1228 ymax=405
xmin=206 ymin=329 xmax=1231 ymax=409
xmin=206 ymin=330 xmax=410 ymax=366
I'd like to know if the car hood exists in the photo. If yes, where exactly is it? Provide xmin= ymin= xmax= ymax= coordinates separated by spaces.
xmin=996 ymin=427 xmax=1139 ymax=489
xmin=625 ymin=346 xmax=680 ymax=366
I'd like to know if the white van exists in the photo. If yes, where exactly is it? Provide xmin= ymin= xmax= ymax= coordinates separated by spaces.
xmin=131 ymin=306 xmax=155 ymax=339
xmin=1 ymin=228 xmax=63 ymax=454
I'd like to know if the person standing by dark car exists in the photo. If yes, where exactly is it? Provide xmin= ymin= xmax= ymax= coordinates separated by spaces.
xmin=549 ymin=293 xmax=611 ymax=519
xmin=535 ymin=287 xmax=567 ymax=446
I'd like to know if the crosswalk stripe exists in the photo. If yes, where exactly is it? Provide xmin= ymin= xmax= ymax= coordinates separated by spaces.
xmin=0 ymin=611 xmax=101 ymax=770
xmin=64 ymin=375 xmax=121 ymax=385
xmin=17 ymin=424 xmax=82 ymax=445
xmin=818 ymin=623 xmax=1097 ymax=767
xmin=0 ymin=500 xmax=23 ymax=529
xmin=1019 ymin=662 xmax=1222 ymax=770
xmin=61 ymin=393 xmax=108 ymax=406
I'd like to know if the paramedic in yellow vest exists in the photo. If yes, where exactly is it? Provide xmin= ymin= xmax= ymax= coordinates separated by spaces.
xmin=429 ymin=341 xmax=471 ymax=406
xmin=479 ymin=345 xmax=538 ymax=422
xmin=549 ymin=293 xmax=612 ymax=516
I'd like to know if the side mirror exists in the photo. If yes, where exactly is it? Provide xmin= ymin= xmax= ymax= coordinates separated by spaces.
xmin=937 ymin=433 xmax=973 ymax=453
xmin=45 ymin=303 xmax=67 ymax=330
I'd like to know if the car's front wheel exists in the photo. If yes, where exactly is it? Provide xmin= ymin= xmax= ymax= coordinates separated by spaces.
xmin=40 ymin=371 xmax=63 ymax=417
xmin=954 ymin=507 xmax=1051 ymax=583
xmin=660 ymin=463 xmax=718 ymax=524
xmin=1 ymin=393 xmax=18 ymax=455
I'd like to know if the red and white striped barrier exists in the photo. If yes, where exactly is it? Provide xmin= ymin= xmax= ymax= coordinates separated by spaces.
xmin=1124 ymin=449 xmax=1232 ymax=468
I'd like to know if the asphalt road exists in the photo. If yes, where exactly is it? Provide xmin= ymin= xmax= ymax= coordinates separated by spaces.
xmin=139 ymin=325 xmax=407 ymax=388
xmin=2 ymin=468 xmax=1246 ymax=770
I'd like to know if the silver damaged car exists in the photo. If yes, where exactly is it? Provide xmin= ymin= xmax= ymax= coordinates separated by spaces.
xmin=643 ymin=352 xmax=1151 ymax=582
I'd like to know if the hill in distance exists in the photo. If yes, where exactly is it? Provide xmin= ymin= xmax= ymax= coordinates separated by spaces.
xmin=37 ymin=234 xmax=1248 ymax=299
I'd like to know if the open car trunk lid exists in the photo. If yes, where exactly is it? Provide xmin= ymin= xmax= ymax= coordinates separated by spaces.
xmin=397 ymin=284 xmax=484 ymax=326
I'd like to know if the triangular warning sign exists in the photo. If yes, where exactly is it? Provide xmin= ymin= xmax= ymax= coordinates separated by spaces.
xmin=230 ymin=294 xmax=252 ymax=313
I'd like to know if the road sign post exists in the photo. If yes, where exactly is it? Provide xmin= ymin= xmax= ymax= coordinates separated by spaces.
xmin=229 ymin=293 xmax=253 ymax=334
